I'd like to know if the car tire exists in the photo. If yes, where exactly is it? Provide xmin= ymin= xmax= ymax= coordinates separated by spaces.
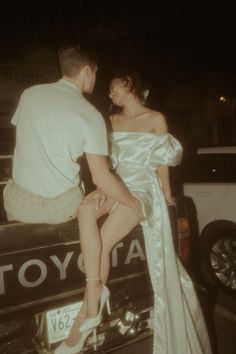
xmin=201 ymin=222 xmax=236 ymax=296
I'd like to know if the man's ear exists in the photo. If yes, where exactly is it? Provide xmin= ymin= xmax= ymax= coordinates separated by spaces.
xmin=82 ymin=64 xmax=91 ymax=77
xmin=77 ymin=65 xmax=88 ymax=81
xmin=74 ymin=65 xmax=86 ymax=90
xmin=79 ymin=65 xmax=86 ymax=78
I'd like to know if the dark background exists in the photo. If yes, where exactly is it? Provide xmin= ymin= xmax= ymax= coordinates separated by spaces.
xmin=0 ymin=0 xmax=236 ymax=148
xmin=1 ymin=1 xmax=236 ymax=69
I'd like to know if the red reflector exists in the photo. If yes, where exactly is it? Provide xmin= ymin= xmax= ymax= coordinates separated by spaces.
xmin=180 ymin=238 xmax=190 ymax=260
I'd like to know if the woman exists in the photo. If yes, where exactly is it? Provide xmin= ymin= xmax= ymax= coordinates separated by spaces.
xmin=55 ymin=74 xmax=212 ymax=354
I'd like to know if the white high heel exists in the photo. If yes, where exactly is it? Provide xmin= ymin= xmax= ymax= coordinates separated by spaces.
xmin=79 ymin=278 xmax=111 ymax=333
xmin=54 ymin=327 xmax=97 ymax=354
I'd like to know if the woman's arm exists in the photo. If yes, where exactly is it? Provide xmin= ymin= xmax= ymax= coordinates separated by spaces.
xmin=153 ymin=112 xmax=175 ymax=205
xmin=156 ymin=166 xmax=175 ymax=205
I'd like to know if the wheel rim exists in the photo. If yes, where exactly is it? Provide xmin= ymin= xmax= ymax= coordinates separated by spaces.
xmin=210 ymin=236 xmax=236 ymax=291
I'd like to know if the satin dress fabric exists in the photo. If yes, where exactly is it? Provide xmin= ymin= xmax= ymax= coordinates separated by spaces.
xmin=110 ymin=132 xmax=212 ymax=354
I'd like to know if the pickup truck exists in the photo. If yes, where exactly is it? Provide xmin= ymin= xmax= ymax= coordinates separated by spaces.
xmin=0 ymin=154 xmax=190 ymax=354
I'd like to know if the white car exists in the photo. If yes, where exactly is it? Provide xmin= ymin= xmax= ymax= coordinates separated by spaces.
xmin=183 ymin=146 xmax=236 ymax=295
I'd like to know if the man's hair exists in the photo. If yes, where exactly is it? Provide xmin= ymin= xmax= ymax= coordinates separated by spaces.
xmin=58 ymin=46 xmax=98 ymax=78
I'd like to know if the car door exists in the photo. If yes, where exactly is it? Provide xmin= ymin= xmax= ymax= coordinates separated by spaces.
xmin=183 ymin=152 xmax=234 ymax=233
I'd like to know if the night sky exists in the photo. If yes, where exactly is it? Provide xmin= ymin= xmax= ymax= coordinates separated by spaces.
xmin=1 ymin=0 xmax=236 ymax=73
xmin=0 ymin=1 xmax=235 ymax=173
xmin=0 ymin=1 xmax=236 ymax=146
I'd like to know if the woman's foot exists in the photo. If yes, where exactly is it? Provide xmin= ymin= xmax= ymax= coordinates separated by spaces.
xmin=54 ymin=328 xmax=95 ymax=354
xmin=86 ymin=279 xmax=103 ymax=318
xmin=64 ymin=313 xmax=85 ymax=346
xmin=64 ymin=297 xmax=88 ymax=347
xmin=64 ymin=281 xmax=103 ymax=346
xmin=80 ymin=282 xmax=110 ymax=333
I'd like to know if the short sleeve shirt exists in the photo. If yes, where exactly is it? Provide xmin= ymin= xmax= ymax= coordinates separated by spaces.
xmin=12 ymin=79 xmax=108 ymax=197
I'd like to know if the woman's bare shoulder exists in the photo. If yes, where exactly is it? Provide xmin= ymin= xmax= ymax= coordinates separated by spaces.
xmin=148 ymin=110 xmax=168 ymax=134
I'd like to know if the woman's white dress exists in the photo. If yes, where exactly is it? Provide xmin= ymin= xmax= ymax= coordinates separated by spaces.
xmin=111 ymin=132 xmax=212 ymax=354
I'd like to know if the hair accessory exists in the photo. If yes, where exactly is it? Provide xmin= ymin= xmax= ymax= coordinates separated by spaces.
xmin=143 ymin=89 xmax=150 ymax=100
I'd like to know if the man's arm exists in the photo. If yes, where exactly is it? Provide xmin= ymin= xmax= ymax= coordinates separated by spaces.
xmin=85 ymin=153 xmax=141 ymax=213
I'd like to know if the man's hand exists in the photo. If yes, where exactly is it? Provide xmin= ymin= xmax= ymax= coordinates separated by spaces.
xmin=81 ymin=189 xmax=107 ymax=210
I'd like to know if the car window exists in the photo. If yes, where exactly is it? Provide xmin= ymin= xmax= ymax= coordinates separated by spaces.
xmin=183 ymin=153 xmax=236 ymax=183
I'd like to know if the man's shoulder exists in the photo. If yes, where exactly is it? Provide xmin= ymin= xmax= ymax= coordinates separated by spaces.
xmin=22 ymin=82 xmax=57 ymax=97
xmin=81 ymin=96 xmax=102 ymax=121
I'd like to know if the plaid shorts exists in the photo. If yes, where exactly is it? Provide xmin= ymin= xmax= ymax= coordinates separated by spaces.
xmin=3 ymin=179 xmax=84 ymax=224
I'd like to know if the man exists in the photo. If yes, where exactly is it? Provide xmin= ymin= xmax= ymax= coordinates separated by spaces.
xmin=4 ymin=45 xmax=140 ymax=224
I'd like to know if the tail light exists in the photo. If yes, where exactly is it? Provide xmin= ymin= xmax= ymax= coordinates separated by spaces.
xmin=177 ymin=216 xmax=190 ymax=261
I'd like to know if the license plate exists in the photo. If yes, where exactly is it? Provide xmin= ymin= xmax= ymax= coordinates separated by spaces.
xmin=46 ymin=301 xmax=83 ymax=343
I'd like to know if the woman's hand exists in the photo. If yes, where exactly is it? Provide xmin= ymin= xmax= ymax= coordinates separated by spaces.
xmin=130 ymin=196 xmax=144 ymax=220
xmin=81 ymin=189 xmax=107 ymax=210
xmin=166 ymin=196 xmax=176 ymax=207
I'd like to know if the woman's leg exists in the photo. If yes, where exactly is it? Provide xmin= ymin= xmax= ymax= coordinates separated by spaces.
xmin=66 ymin=199 xmax=143 ymax=346
xmin=78 ymin=201 xmax=102 ymax=317
xmin=65 ymin=198 xmax=115 ymax=345
xmin=78 ymin=198 xmax=120 ymax=317
xmin=99 ymin=202 xmax=143 ymax=284
xmin=79 ymin=200 xmax=143 ymax=316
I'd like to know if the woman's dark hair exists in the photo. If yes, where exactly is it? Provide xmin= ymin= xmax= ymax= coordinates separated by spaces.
xmin=109 ymin=72 xmax=151 ymax=114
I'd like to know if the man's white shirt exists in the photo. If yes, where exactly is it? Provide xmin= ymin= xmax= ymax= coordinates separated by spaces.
xmin=12 ymin=79 xmax=108 ymax=197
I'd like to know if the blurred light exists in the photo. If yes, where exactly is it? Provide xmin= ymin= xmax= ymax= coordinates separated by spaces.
xmin=219 ymin=96 xmax=226 ymax=102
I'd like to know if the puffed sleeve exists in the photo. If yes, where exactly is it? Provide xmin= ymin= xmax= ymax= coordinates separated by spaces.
xmin=151 ymin=134 xmax=183 ymax=167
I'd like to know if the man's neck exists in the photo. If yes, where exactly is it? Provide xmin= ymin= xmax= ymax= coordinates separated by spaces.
xmin=62 ymin=76 xmax=83 ymax=91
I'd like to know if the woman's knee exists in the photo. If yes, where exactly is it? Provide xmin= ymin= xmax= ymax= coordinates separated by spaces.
xmin=78 ymin=200 xmax=97 ymax=220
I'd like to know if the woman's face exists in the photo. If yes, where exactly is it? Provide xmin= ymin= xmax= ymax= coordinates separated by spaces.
xmin=109 ymin=78 xmax=132 ymax=106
